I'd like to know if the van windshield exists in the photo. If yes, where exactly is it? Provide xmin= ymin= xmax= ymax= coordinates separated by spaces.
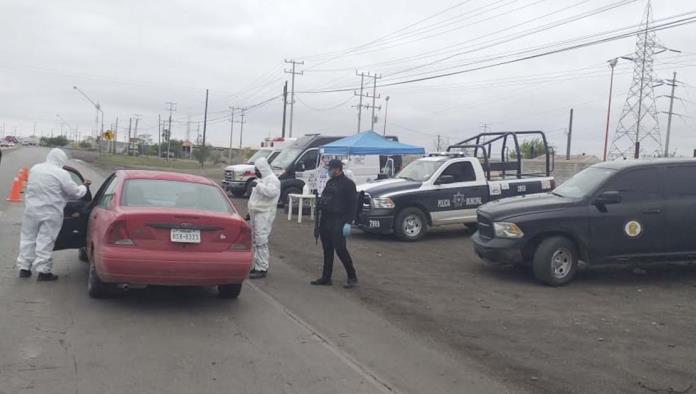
xmin=553 ymin=167 xmax=616 ymax=199
xmin=272 ymin=148 xmax=303 ymax=170
xmin=246 ymin=149 xmax=272 ymax=164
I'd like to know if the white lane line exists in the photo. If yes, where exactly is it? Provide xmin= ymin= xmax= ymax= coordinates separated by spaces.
xmin=246 ymin=281 xmax=398 ymax=394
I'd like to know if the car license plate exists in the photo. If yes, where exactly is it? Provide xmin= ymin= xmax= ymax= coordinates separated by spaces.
xmin=170 ymin=229 xmax=201 ymax=243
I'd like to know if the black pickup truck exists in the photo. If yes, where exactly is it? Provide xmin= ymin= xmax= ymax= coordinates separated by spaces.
xmin=473 ymin=159 xmax=696 ymax=286
xmin=357 ymin=131 xmax=555 ymax=241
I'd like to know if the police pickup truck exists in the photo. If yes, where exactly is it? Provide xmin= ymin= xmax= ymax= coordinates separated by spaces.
xmin=473 ymin=159 xmax=696 ymax=286
xmin=357 ymin=131 xmax=555 ymax=241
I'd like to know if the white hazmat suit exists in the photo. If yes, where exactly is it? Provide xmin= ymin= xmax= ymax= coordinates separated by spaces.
xmin=247 ymin=157 xmax=280 ymax=273
xmin=16 ymin=149 xmax=87 ymax=274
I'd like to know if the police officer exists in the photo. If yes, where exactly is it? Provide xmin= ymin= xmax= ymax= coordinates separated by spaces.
xmin=311 ymin=159 xmax=358 ymax=288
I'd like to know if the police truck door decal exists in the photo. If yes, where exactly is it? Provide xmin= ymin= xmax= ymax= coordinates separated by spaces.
xmin=624 ymin=220 xmax=642 ymax=238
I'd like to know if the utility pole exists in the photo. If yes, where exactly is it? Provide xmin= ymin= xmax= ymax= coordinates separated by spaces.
xmin=284 ymin=59 xmax=303 ymax=138
xmin=228 ymin=107 xmax=235 ymax=162
xmin=202 ymin=89 xmax=209 ymax=147
xmin=353 ymin=71 xmax=366 ymax=133
xmin=113 ymin=117 xmax=119 ymax=154
xmin=157 ymin=114 xmax=162 ymax=158
xmin=383 ymin=96 xmax=390 ymax=136
xmin=566 ymin=108 xmax=574 ymax=160
xmin=133 ymin=114 xmax=141 ymax=155
xmin=127 ymin=117 xmax=133 ymax=156
xmin=238 ymin=108 xmax=246 ymax=149
xmin=281 ymin=81 xmax=288 ymax=138
xmin=369 ymin=73 xmax=382 ymax=131
xmin=165 ymin=102 xmax=176 ymax=161
xmin=603 ymin=58 xmax=618 ymax=161
xmin=664 ymin=71 xmax=678 ymax=157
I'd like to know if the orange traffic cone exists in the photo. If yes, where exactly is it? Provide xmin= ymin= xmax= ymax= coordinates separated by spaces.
xmin=6 ymin=177 xmax=22 ymax=202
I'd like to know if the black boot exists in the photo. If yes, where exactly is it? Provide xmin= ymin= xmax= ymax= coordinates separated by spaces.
xmin=249 ymin=270 xmax=267 ymax=279
xmin=310 ymin=278 xmax=332 ymax=286
xmin=37 ymin=273 xmax=59 ymax=282
xmin=19 ymin=269 xmax=32 ymax=278
xmin=343 ymin=277 xmax=358 ymax=289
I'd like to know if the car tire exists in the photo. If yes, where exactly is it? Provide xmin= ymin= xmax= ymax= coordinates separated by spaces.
xmin=87 ymin=263 xmax=116 ymax=298
xmin=532 ymin=236 xmax=578 ymax=286
xmin=394 ymin=207 xmax=427 ymax=242
xmin=218 ymin=283 xmax=242 ymax=299
xmin=78 ymin=247 xmax=89 ymax=262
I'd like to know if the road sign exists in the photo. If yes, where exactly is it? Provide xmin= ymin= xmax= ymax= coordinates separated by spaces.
xmin=103 ymin=130 xmax=114 ymax=141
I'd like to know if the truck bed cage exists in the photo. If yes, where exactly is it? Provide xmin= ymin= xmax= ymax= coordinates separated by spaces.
xmin=445 ymin=131 xmax=552 ymax=180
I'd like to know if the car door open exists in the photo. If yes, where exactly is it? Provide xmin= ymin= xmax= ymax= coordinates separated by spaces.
xmin=54 ymin=166 xmax=93 ymax=251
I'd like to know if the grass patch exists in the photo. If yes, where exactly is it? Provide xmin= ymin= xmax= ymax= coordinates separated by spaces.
xmin=97 ymin=154 xmax=225 ymax=181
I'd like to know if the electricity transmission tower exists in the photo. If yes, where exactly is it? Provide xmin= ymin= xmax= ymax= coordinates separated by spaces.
xmin=608 ymin=1 xmax=678 ymax=159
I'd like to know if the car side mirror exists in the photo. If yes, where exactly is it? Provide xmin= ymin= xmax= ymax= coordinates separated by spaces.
xmin=595 ymin=191 xmax=621 ymax=206
xmin=435 ymin=175 xmax=455 ymax=185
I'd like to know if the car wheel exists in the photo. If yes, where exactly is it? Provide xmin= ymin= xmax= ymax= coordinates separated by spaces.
xmin=87 ymin=263 xmax=116 ymax=298
xmin=394 ymin=207 xmax=427 ymax=241
xmin=78 ymin=247 xmax=89 ymax=263
xmin=532 ymin=236 xmax=578 ymax=286
xmin=218 ymin=283 xmax=242 ymax=299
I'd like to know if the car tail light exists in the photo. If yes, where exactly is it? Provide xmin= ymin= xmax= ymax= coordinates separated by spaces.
xmin=107 ymin=221 xmax=135 ymax=246
xmin=230 ymin=226 xmax=251 ymax=251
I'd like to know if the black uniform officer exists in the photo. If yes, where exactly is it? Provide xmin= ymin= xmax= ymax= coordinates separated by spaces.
xmin=311 ymin=159 xmax=358 ymax=288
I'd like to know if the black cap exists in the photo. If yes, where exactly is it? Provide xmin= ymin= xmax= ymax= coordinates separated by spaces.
xmin=328 ymin=159 xmax=343 ymax=170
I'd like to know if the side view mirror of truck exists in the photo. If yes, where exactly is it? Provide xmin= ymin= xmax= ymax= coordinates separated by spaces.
xmin=594 ymin=191 xmax=621 ymax=206
xmin=435 ymin=175 xmax=455 ymax=185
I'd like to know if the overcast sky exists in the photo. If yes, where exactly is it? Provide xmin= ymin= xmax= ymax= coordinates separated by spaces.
xmin=0 ymin=0 xmax=694 ymax=156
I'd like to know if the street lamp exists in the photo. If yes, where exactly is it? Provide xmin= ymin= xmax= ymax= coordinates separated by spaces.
xmin=602 ymin=58 xmax=618 ymax=161
xmin=383 ymin=96 xmax=390 ymax=136
xmin=72 ymin=86 xmax=103 ymax=139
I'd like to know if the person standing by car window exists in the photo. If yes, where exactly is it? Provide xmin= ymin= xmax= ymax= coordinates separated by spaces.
xmin=311 ymin=159 xmax=358 ymax=288
xmin=16 ymin=148 xmax=91 ymax=281
xmin=246 ymin=157 xmax=280 ymax=279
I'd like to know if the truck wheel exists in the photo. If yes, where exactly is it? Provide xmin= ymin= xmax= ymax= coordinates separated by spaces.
xmin=244 ymin=181 xmax=255 ymax=197
xmin=79 ymin=247 xmax=89 ymax=262
xmin=282 ymin=187 xmax=301 ymax=210
xmin=218 ymin=283 xmax=242 ymax=299
xmin=532 ymin=237 xmax=578 ymax=286
xmin=395 ymin=208 xmax=427 ymax=241
xmin=87 ymin=263 xmax=117 ymax=298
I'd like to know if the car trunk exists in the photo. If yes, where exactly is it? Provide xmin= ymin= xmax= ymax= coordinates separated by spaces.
xmin=118 ymin=208 xmax=245 ymax=252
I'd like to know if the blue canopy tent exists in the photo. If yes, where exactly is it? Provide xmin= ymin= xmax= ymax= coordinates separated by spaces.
xmin=320 ymin=130 xmax=425 ymax=155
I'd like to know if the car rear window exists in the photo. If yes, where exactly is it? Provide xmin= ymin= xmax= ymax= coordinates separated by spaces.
xmin=122 ymin=179 xmax=233 ymax=213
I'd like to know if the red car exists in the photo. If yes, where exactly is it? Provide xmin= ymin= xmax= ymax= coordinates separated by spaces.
xmin=55 ymin=169 xmax=252 ymax=299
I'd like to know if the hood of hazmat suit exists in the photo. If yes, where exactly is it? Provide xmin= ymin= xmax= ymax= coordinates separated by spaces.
xmin=248 ymin=157 xmax=280 ymax=213
xmin=25 ymin=148 xmax=88 ymax=218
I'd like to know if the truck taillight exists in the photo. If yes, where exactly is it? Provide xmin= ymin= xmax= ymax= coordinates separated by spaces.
xmin=107 ymin=221 xmax=135 ymax=246
xmin=230 ymin=226 xmax=251 ymax=251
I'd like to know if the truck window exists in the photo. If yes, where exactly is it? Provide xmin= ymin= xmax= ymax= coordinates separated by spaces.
xmin=601 ymin=168 xmax=660 ymax=202
xmin=665 ymin=165 xmax=696 ymax=196
xmin=298 ymin=149 xmax=319 ymax=171
xmin=440 ymin=161 xmax=476 ymax=182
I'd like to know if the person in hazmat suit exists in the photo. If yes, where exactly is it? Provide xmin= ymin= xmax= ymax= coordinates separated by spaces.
xmin=246 ymin=157 xmax=280 ymax=279
xmin=16 ymin=148 xmax=90 ymax=281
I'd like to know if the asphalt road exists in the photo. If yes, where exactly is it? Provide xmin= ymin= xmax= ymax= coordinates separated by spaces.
xmin=0 ymin=147 xmax=512 ymax=394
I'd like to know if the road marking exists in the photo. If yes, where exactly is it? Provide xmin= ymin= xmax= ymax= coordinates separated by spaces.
xmin=246 ymin=281 xmax=398 ymax=394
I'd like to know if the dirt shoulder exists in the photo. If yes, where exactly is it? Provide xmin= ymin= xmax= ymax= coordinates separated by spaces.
xmin=252 ymin=197 xmax=696 ymax=394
